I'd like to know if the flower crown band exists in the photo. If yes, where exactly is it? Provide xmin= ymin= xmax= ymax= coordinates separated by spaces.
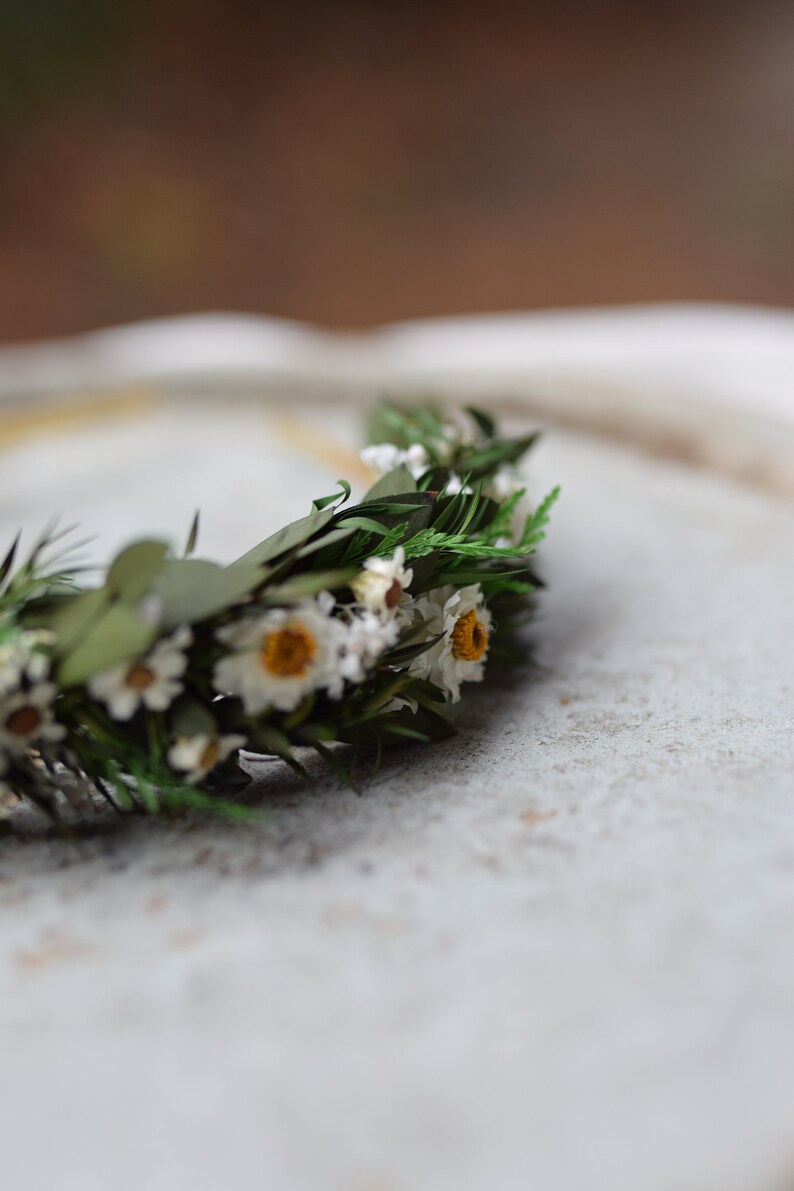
xmin=0 ymin=403 xmax=558 ymax=828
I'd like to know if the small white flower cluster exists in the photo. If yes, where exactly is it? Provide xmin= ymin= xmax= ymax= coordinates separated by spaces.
xmin=487 ymin=465 xmax=534 ymax=546
xmin=213 ymin=590 xmax=400 ymax=715
xmin=360 ymin=442 xmax=430 ymax=480
xmin=361 ymin=441 xmax=480 ymax=500
xmin=0 ymin=632 xmax=64 ymax=770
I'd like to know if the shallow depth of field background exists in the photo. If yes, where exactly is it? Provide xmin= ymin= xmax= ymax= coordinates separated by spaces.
xmin=0 ymin=0 xmax=792 ymax=342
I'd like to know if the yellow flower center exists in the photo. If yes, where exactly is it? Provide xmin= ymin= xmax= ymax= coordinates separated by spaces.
xmin=5 ymin=705 xmax=43 ymax=737
xmin=261 ymin=625 xmax=317 ymax=678
xmin=199 ymin=738 xmax=221 ymax=772
xmin=451 ymin=609 xmax=488 ymax=662
xmin=385 ymin=579 xmax=403 ymax=609
xmin=125 ymin=664 xmax=157 ymax=691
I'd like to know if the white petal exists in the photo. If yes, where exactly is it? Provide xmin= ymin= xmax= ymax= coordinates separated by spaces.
xmin=105 ymin=687 xmax=140 ymax=721
xmin=143 ymin=678 xmax=183 ymax=712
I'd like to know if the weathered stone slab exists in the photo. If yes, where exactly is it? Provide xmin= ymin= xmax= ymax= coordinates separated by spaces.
xmin=0 ymin=312 xmax=793 ymax=1191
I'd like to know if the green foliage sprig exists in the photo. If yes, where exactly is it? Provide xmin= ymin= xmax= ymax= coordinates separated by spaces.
xmin=0 ymin=404 xmax=558 ymax=826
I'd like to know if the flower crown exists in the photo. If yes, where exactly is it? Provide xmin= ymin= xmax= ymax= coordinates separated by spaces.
xmin=0 ymin=404 xmax=558 ymax=827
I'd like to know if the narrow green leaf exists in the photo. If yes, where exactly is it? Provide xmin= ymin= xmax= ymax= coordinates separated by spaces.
xmin=184 ymin=511 xmax=200 ymax=557
xmin=334 ymin=516 xmax=391 ymax=537
xmin=311 ymin=738 xmax=359 ymax=793
xmin=311 ymin=479 xmax=351 ymax=512
xmin=0 ymin=531 xmax=21 ymax=589
xmin=465 ymin=406 xmax=495 ymax=438
xmin=376 ymin=722 xmax=431 ymax=742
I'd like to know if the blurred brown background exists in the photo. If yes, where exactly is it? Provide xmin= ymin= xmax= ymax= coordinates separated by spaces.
xmin=0 ymin=0 xmax=792 ymax=342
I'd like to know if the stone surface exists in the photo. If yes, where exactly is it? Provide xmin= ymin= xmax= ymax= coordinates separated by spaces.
xmin=1 ymin=375 xmax=793 ymax=1191
xmin=2 ymin=305 xmax=794 ymax=494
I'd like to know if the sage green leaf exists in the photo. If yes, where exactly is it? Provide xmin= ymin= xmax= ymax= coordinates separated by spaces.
xmin=230 ymin=508 xmax=334 ymax=569
xmin=296 ymin=525 xmax=357 ymax=559
xmin=333 ymin=516 xmax=391 ymax=536
xmin=47 ymin=587 xmax=110 ymax=654
xmin=363 ymin=465 xmax=417 ymax=500
xmin=354 ymin=494 xmax=433 ymax=516
xmin=153 ymin=559 xmax=263 ymax=628
xmin=264 ymin=567 xmax=358 ymax=602
xmin=106 ymin=540 xmax=170 ymax=603
xmin=58 ymin=604 xmax=157 ymax=687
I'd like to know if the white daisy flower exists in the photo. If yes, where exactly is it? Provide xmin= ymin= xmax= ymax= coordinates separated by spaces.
xmin=360 ymin=442 xmax=430 ymax=480
xmin=350 ymin=546 xmax=413 ymax=621
xmin=88 ymin=627 xmax=192 ymax=721
xmin=167 ymin=732 xmax=247 ymax=785
xmin=338 ymin=610 xmax=400 ymax=686
xmin=407 ymin=584 xmax=491 ymax=703
xmin=0 ymin=682 xmax=66 ymax=753
xmin=213 ymin=597 xmax=344 ymax=714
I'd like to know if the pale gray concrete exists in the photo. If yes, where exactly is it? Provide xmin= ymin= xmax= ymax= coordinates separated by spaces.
xmin=1 ymin=386 xmax=793 ymax=1191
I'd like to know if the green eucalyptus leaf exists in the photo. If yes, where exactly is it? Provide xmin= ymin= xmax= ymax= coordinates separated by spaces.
xmin=353 ymin=493 xmax=434 ymax=517
xmin=363 ymin=465 xmax=417 ymax=500
xmin=230 ymin=508 xmax=334 ymax=569
xmin=153 ymin=559 xmax=263 ymax=628
xmin=264 ymin=568 xmax=358 ymax=602
xmin=106 ymin=540 xmax=170 ymax=603
xmin=334 ymin=516 xmax=391 ymax=537
xmin=296 ymin=526 xmax=357 ymax=559
xmin=47 ymin=587 xmax=110 ymax=654
xmin=58 ymin=604 xmax=157 ymax=687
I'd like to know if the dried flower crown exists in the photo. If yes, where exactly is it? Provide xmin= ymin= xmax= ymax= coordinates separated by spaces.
xmin=0 ymin=404 xmax=558 ymax=827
